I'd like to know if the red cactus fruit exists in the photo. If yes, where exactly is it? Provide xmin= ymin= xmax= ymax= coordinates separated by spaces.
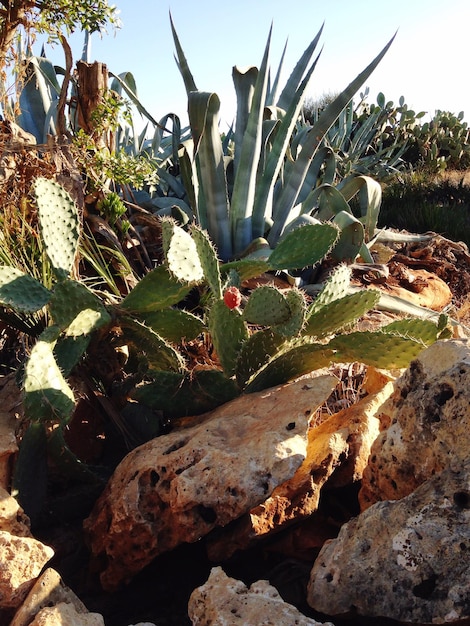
xmin=223 ymin=286 xmax=242 ymax=309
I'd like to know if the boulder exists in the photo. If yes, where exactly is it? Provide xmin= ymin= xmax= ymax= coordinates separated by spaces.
xmin=359 ymin=338 xmax=470 ymax=509
xmin=307 ymin=459 xmax=470 ymax=623
xmin=84 ymin=374 xmax=336 ymax=590
xmin=10 ymin=568 xmax=94 ymax=626
xmin=189 ymin=566 xmax=334 ymax=626
xmin=0 ymin=531 xmax=54 ymax=609
xmin=28 ymin=602 xmax=104 ymax=626
xmin=0 ymin=486 xmax=31 ymax=537
xmin=207 ymin=374 xmax=394 ymax=560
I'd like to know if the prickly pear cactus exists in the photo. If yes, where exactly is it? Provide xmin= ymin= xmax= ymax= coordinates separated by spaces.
xmin=191 ymin=225 xmax=222 ymax=298
xmin=23 ymin=329 xmax=75 ymax=424
xmin=33 ymin=177 xmax=80 ymax=278
xmin=305 ymin=289 xmax=381 ymax=339
xmin=161 ymin=219 xmax=204 ymax=283
xmin=381 ymin=316 xmax=451 ymax=345
xmin=273 ymin=287 xmax=307 ymax=337
xmin=119 ymin=265 xmax=193 ymax=314
xmin=49 ymin=280 xmax=111 ymax=336
xmin=243 ymin=285 xmax=292 ymax=327
xmin=208 ymin=299 xmax=249 ymax=377
xmin=0 ymin=266 xmax=51 ymax=313
xmin=268 ymin=223 xmax=339 ymax=271
xmin=244 ymin=340 xmax=334 ymax=393
xmin=309 ymin=264 xmax=352 ymax=314
xmin=235 ymin=329 xmax=285 ymax=388
xmin=119 ymin=316 xmax=186 ymax=373
xmin=328 ymin=330 xmax=430 ymax=369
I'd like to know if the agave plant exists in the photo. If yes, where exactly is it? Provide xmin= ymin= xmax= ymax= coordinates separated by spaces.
xmin=171 ymin=17 xmax=395 ymax=263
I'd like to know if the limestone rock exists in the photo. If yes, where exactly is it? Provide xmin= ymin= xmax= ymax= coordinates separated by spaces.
xmin=85 ymin=374 xmax=336 ymax=590
xmin=207 ymin=378 xmax=394 ymax=560
xmin=0 ymin=486 xmax=31 ymax=537
xmin=189 ymin=566 xmax=334 ymax=626
xmin=360 ymin=338 xmax=470 ymax=509
xmin=29 ymin=602 xmax=104 ymax=626
xmin=307 ymin=459 xmax=470 ymax=623
xmin=11 ymin=568 xmax=90 ymax=626
xmin=0 ymin=531 xmax=54 ymax=609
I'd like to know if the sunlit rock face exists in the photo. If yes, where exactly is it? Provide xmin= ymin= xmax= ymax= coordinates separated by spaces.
xmin=307 ymin=458 xmax=470 ymax=624
xmin=189 ymin=566 xmax=335 ymax=626
xmin=84 ymin=374 xmax=336 ymax=590
xmin=359 ymin=338 xmax=470 ymax=510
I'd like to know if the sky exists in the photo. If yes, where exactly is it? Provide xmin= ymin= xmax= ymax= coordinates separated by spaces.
xmin=41 ymin=0 xmax=469 ymax=129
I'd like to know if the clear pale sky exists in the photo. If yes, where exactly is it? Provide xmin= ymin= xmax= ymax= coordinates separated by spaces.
xmin=43 ymin=0 xmax=469 ymax=127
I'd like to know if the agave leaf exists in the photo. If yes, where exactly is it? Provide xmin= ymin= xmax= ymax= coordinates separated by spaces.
xmin=109 ymin=71 xmax=161 ymax=129
xmin=17 ymin=56 xmax=60 ymax=143
xmin=272 ymin=34 xmax=396 ymax=235
xmin=266 ymin=38 xmax=288 ymax=106
xmin=230 ymin=27 xmax=272 ymax=256
xmin=253 ymin=40 xmax=323 ymax=241
xmin=233 ymin=65 xmax=258 ymax=168
xmin=188 ymin=91 xmax=232 ymax=260
xmin=170 ymin=13 xmax=198 ymax=94
xmin=330 ymin=211 xmax=365 ymax=262
xmin=339 ymin=175 xmax=382 ymax=240
xmin=276 ymin=24 xmax=323 ymax=112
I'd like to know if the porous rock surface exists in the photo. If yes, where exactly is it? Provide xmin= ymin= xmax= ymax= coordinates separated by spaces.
xmin=360 ymin=338 xmax=470 ymax=509
xmin=0 ymin=486 xmax=31 ymax=537
xmin=207 ymin=373 xmax=394 ymax=560
xmin=28 ymin=602 xmax=104 ymax=626
xmin=0 ymin=531 xmax=54 ymax=609
xmin=85 ymin=374 xmax=336 ymax=590
xmin=307 ymin=459 xmax=470 ymax=623
xmin=189 ymin=566 xmax=334 ymax=626
xmin=10 ymin=568 xmax=93 ymax=626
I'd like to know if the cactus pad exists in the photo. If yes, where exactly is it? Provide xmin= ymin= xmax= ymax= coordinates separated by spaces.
xmin=274 ymin=287 xmax=307 ymax=337
xmin=131 ymin=369 xmax=239 ymax=419
xmin=137 ymin=308 xmax=205 ymax=343
xmin=208 ymin=299 xmax=249 ymax=377
xmin=243 ymin=285 xmax=292 ymax=326
xmin=0 ymin=266 xmax=51 ymax=313
xmin=191 ymin=225 xmax=222 ymax=297
xmin=49 ymin=280 xmax=111 ymax=336
xmin=23 ymin=335 xmax=75 ymax=423
xmin=305 ymin=289 xmax=380 ymax=338
xmin=244 ymin=340 xmax=334 ymax=393
xmin=33 ymin=177 xmax=80 ymax=277
xmin=328 ymin=330 xmax=428 ymax=369
xmin=268 ymin=223 xmax=339 ymax=271
xmin=119 ymin=265 xmax=193 ymax=314
xmin=162 ymin=219 xmax=204 ymax=283
xmin=235 ymin=329 xmax=286 ymax=388
xmin=119 ymin=316 xmax=186 ymax=373
xmin=309 ymin=264 xmax=352 ymax=313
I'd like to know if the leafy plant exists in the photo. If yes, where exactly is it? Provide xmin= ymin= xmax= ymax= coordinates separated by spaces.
xmin=171 ymin=19 xmax=396 ymax=263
